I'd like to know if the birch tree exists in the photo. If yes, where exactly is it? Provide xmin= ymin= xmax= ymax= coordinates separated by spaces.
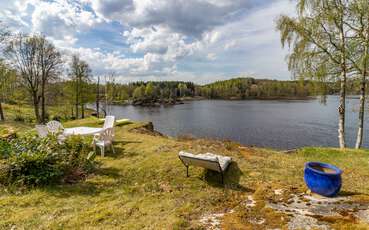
xmin=277 ymin=0 xmax=352 ymax=148
xmin=347 ymin=0 xmax=369 ymax=148
xmin=69 ymin=55 xmax=91 ymax=119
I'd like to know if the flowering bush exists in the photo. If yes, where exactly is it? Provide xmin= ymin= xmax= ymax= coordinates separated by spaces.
xmin=0 ymin=134 xmax=96 ymax=186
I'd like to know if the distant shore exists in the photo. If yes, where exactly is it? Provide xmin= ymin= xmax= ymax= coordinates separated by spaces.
xmin=111 ymin=95 xmax=318 ymax=107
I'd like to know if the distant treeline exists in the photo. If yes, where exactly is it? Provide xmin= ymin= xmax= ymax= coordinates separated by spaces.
xmin=198 ymin=78 xmax=330 ymax=99
xmin=103 ymin=77 xmax=364 ymax=104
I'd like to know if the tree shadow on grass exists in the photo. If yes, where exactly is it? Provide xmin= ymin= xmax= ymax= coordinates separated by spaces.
xmin=113 ymin=140 xmax=142 ymax=144
xmin=43 ymin=182 xmax=100 ymax=198
xmin=44 ymin=166 xmax=123 ymax=198
xmin=101 ymin=146 xmax=140 ymax=158
xmin=95 ymin=166 xmax=122 ymax=179
xmin=203 ymin=162 xmax=253 ymax=192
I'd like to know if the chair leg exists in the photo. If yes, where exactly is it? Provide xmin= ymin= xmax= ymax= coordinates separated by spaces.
xmin=111 ymin=144 xmax=116 ymax=154
xmin=101 ymin=146 xmax=104 ymax=157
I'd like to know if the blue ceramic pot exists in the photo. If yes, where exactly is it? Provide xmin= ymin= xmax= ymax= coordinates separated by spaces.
xmin=304 ymin=162 xmax=342 ymax=197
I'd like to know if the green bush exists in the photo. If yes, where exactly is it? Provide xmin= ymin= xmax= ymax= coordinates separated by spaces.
xmin=13 ymin=114 xmax=25 ymax=122
xmin=0 ymin=134 xmax=96 ymax=186
xmin=0 ymin=140 xmax=12 ymax=159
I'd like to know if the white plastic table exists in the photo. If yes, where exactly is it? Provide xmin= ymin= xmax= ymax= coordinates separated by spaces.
xmin=63 ymin=127 xmax=103 ymax=136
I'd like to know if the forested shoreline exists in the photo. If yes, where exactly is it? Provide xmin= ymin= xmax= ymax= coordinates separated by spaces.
xmin=2 ymin=73 xmax=363 ymax=114
xmin=85 ymin=77 xmax=363 ymax=106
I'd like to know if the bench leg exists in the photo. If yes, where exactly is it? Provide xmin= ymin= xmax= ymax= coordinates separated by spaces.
xmin=221 ymin=172 xmax=224 ymax=184
xmin=186 ymin=166 xmax=189 ymax=177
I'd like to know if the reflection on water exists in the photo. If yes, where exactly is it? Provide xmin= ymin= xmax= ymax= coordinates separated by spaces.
xmin=105 ymin=96 xmax=368 ymax=149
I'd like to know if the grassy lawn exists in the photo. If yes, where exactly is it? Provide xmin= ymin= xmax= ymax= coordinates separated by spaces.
xmin=1 ymin=117 xmax=369 ymax=229
xmin=0 ymin=104 xmax=93 ymax=124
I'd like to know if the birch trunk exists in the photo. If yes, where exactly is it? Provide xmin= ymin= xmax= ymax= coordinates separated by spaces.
xmin=33 ymin=92 xmax=41 ymax=124
xmin=75 ymin=79 xmax=79 ymax=119
xmin=338 ymin=24 xmax=346 ymax=149
xmin=96 ymin=76 xmax=100 ymax=118
xmin=41 ymin=83 xmax=46 ymax=123
xmin=0 ymin=102 xmax=4 ymax=121
xmin=355 ymin=44 xmax=368 ymax=149
xmin=338 ymin=73 xmax=346 ymax=148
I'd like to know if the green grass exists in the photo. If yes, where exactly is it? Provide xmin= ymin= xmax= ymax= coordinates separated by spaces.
xmin=0 ymin=103 xmax=93 ymax=124
xmin=1 ymin=114 xmax=369 ymax=228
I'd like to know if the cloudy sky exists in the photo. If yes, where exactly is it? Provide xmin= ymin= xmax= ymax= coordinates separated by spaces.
xmin=0 ymin=0 xmax=296 ymax=84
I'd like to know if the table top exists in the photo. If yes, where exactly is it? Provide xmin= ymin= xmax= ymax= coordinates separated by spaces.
xmin=63 ymin=127 xmax=103 ymax=136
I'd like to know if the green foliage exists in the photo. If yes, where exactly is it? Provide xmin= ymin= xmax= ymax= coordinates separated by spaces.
xmin=101 ymin=78 xmax=361 ymax=103
xmin=13 ymin=114 xmax=25 ymax=122
xmin=0 ymin=133 xmax=96 ymax=186
xmin=0 ymin=139 xmax=11 ymax=159
xmin=133 ymin=85 xmax=145 ymax=99
xmin=198 ymin=77 xmax=334 ymax=99
xmin=178 ymin=83 xmax=188 ymax=97
xmin=145 ymin=82 xmax=155 ymax=98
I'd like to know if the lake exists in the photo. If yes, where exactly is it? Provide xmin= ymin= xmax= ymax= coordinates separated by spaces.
xmin=106 ymin=96 xmax=369 ymax=149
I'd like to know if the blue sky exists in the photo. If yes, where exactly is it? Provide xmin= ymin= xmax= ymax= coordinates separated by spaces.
xmin=0 ymin=0 xmax=296 ymax=84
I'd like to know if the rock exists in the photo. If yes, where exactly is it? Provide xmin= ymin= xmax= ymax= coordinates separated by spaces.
xmin=199 ymin=213 xmax=225 ymax=230
xmin=267 ymin=192 xmax=369 ymax=229
xmin=131 ymin=122 xmax=164 ymax=137
xmin=244 ymin=195 xmax=256 ymax=208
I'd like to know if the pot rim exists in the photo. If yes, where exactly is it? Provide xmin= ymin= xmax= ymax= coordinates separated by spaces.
xmin=305 ymin=161 xmax=343 ymax=176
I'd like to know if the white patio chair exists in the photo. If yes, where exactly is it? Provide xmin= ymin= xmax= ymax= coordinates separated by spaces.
xmin=103 ymin=115 xmax=115 ymax=138
xmin=93 ymin=127 xmax=115 ymax=157
xmin=35 ymin=125 xmax=48 ymax=138
xmin=46 ymin=120 xmax=64 ymax=135
xmin=103 ymin=116 xmax=115 ymax=129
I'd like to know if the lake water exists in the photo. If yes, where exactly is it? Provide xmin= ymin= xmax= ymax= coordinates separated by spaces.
xmin=106 ymin=96 xmax=369 ymax=149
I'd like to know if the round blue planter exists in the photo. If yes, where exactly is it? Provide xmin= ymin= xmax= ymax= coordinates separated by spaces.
xmin=304 ymin=162 xmax=342 ymax=197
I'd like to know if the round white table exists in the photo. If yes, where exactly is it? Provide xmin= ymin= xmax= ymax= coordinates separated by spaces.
xmin=63 ymin=127 xmax=103 ymax=136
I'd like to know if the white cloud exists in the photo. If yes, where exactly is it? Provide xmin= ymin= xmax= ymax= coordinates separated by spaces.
xmin=61 ymin=46 xmax=177 ymax=77
xmin=206 ymin=53 xmax=217 ymax=61
xmin=1 ymin=0 xmax=102 ymax=45
xmin=88 ymin=0 xmax=255 ymax=37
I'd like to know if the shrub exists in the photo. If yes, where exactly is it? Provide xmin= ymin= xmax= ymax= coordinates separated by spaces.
xmin=0 ymin=140 xmax=12 ymax=159
xmin=51 ymin=115 xmax=62 ymax=121
xmin=13 ymin=114 xmax=25 ymax=122
xmin=0 ymin=133 xmax=96 ymax=186
xmin=25 ymin=116 xmax=34 ymax=123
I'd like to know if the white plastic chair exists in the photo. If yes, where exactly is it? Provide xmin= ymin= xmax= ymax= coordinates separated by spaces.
xmin=102 ymin=115 xmax=115 ymax=138
xmin=46 ymin=120 xmax=64 ymax=135
xmin=93 ymin=128 xmax=115 ymax=157
xmin=35 ymin=125 xmax=48 ymax=138
xmin=103 ymin=116 xmax=115 ymax=129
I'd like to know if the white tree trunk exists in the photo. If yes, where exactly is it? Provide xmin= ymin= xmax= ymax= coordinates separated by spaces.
xmin=338 ymin=74 xmax=346 ymax=149
xmin=355 ymin=44 xmax=368 ymax=149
